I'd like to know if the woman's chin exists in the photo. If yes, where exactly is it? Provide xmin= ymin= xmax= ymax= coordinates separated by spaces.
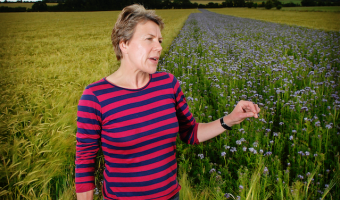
xmin=147 ymin=66 xmax=158 ymax=74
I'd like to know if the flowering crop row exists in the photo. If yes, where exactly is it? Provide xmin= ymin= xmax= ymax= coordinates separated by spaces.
xmin=159 ymin=10 xmax=340 ymax=199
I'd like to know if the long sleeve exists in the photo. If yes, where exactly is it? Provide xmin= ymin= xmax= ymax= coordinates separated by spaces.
xmin=169 ymin=73 xmax=200 ymax=145
xmin=75 ymin=87 xmax=102 ymax=193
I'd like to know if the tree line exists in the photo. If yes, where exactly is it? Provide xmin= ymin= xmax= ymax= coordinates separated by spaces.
xmin=0 ymin=0 xmax=339 ymax=12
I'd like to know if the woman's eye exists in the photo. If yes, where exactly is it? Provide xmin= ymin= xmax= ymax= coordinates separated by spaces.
xmin=159 ymin=40 xmax=162 ymax=44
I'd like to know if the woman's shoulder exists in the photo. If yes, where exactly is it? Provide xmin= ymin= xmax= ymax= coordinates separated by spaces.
xmin=153 ymin=71 xmax=176 ymax=81
xmin=83 ymin=78 xmax=107 ymax=92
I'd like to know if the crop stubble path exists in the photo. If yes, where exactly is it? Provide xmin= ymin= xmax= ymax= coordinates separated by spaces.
xmin=160 ymin=9 xmax=340 ymax=199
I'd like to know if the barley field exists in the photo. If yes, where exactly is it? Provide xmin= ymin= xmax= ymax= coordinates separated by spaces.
xmin=0 ymin=9 xmax=198 ymax=199
xmin=253 ymin=0 xmax=301 ymax=4
xmin=282 ymin=6 xmax=340 ymax=12
xmin=208 ymin=7 xmax=340 ymax=31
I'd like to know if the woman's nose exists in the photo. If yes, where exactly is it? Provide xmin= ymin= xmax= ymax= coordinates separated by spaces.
xmin=154 ymin=41 xmax=162 ymax=52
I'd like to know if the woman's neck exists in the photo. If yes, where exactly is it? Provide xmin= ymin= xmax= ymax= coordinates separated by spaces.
xmin=106 ymin=63 xmax=150 ymax=89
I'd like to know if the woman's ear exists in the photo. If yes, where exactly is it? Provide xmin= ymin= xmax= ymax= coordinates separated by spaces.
xmin=119 ymin=40 xmax=128 ymax=55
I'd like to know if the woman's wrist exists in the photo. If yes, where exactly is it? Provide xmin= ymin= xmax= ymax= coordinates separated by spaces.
xmin=223 ymin=115 xmax=235 ymax=127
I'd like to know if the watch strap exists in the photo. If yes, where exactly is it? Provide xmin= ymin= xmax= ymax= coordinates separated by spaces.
xmin=220 ymin=117 xmax=232 ymax=130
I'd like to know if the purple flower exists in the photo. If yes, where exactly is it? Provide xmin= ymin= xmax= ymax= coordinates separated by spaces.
xmin=230 ymin=147 xmax=237 ymax=153
xmin=263 ymin=167 xmax=269 ymax=175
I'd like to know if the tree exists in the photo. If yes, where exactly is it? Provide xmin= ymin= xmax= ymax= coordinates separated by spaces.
xmin=317 ymin=0 xmax=326 ymax=6
xmin=172 ymin=0 xmax=194 ymax=8
xmin=233 ymin=0 xmax=245 ymax=7
xmin=32 ymin=1 xmax=48 ymax=11
xmin=301 ymin=0 xmax=316 ymax=6
xmin=226 ymin=0 xmax=234 ymax=7
xmin=272 ymin=0 xmax=282 ymax=7
xmin=265 ymin=0 xmax=273 ymax=9
xmin=162 ymin=0 xmax=172 ymax=9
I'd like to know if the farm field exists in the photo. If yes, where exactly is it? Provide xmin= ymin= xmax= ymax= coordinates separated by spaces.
xmin=282 ymin=6 xmax=340 ymax=12
xmin=208 ymin=7 xmax=340 ymax=31
xmin=191 ymin=0 xmax=301 ymax=5
xmin=160 ymin=9 xmax=340 ymax=199
xmin=192 ymin=0 xmax=225 ymax=4
xmin=253 ymin=0 xmax=301 ymax=4
xmin=0 ymin=3 xmax=58 ymax=8
xmin=0 ymin=6 xmax=339 ymax=200
xmin=0 ymin=9 xmax=198 ymax=199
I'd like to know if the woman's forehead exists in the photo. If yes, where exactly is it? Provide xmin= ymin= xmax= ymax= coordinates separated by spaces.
xmin=135 ymin=20 xmax=162 ymax=37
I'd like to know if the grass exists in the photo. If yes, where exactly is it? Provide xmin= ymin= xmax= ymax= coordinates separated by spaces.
xmin=191 ymin=0 xmax=301 ymax=5
xmin=0 ymin=3 xmax=58 ymax=9
xmin=0 ymin=9 xmax=198 ymax=199
xmin=253 ymin=0 xmax=301 ymax=4
xmin=208 ymin=7 xmax=340 ymax=31
xmin=282 ymin=6 xmax=340 ymax=12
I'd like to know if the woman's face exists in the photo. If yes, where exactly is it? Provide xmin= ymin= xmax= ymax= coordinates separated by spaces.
xmin=121 ymin=20 xmax=163 ymax=74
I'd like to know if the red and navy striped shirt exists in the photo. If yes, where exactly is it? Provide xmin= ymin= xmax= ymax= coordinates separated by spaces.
xmin=75 ymin=72 xmax=199 ymax=199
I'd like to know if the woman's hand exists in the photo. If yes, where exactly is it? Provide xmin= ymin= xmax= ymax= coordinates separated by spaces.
xmin=224 ymin=100 xmax=260 ymax=127
xmin=77 ymin=190 xmax=94 ymax=200
xmin=197 ymin=100 xmax=260 ymax=143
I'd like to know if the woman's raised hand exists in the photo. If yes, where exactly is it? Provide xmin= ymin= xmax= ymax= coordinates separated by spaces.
xmin=226 ymin=100 xmax=261 ymax=127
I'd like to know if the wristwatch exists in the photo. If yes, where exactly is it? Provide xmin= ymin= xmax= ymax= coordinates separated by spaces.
xmin=220 ymin=117 xmax=232 ymax=130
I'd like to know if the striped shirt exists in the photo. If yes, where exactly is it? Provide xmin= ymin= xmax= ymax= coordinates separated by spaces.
xmin=75 ymin=72 xmax=199 ymax=199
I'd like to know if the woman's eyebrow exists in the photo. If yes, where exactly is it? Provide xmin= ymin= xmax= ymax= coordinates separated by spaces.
xmin=147 ymin=34 xmax=162 ymax=39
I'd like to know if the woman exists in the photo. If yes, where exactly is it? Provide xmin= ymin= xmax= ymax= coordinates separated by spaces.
xmin=75 ymin=4 xmax=260 ymax=200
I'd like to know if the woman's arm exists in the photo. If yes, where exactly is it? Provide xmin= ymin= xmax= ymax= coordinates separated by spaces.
xmin=77 ymin=190 xmax=94 ymax=200
xmin=197 ymin=100 xmax=260 ymax=142
xmin=75 ymin=87 xmax=102 ymax=195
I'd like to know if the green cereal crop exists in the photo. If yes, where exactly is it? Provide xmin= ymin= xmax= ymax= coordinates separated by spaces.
xmin=282 ymin=6 xmax=340 ymax=12
xmin=0 ymin=9 xmax=197 ymax=199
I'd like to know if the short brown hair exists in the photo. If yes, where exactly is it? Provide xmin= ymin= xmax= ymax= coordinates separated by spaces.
xmin=111 ymin=4 xmax=164 ymax=61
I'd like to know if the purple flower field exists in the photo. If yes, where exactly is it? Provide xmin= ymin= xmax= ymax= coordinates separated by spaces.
xmin=159 ymin=9 xmax=340 ymax=199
